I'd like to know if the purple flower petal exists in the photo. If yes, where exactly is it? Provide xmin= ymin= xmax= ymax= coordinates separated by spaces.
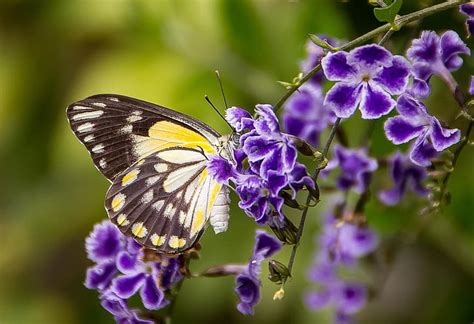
xmin=440 ymin=30 xmax=470 ymax=71
xmin=208 ymin=155 xmax=237 ymax=184
xmin=335 ymin=283 xmax=367 ymax=315
xmin=339 ymin=224 xmax=378 ymax=258
xmin=305 ymin=290 xmax=332 ymax=310
xmin=85 ymin=220 xmax=123 ymax=263
xmin=266 ymin=171 xmax=287 ymax=196
xmin=254 ymin=104 xmax=280 ymax=135
xmin=409 ymin=134 xmax=437 ymax=166
xmin=113 ymin=273 xmax=146 ymax=299
xmin=243 ymin=136 xmax=274 ymax=161
xmin=325 ymin=82 xmax=362 ymax=118
xmin=116 ymin=251 xmax=139 ymax=274
xmin=140 ymin=275 xmax=166 ymax=310
xmin=411 ymin=78 xmax=431 ymax=99
xmin=235 ymin=273 xmax=260 ymax=315
xmin=359 ymin=83 xmax=396 ymax=119
xmin=348 ymin=44 xmax=392 ymax=68
xmin=84 ymin=262 xmax=117 ymax=290
xmin=460 ymin=3 xmax=474 ymax=17
xmin=407 ymin=31 xmax=440 ymax=64
xmin=384 ymin=116 xmax=424 ymax=144
xmin=396 ymin=93 xmax=427 ymax=118
xmin=253 ymin=230 xmax=282 ymax=259
xmin=467 ymin=19 xmax=474 ymax=38
xmin=225 ymin=107 xmax=254 ymax=132
xmin=469 ymin=76 xmax=474 ymax=95
xmin=373 ymin=55 xmax=411 ymax=95
xmin=429 ymin=118 xmax=461 ymax=151
xmin=322 ymin=51 xmax=357 ymax=81
xmin=379 ymin=187 xmax=404 ymax=206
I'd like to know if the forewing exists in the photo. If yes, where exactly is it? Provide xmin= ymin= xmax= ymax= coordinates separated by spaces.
xmin=105 ymin=147 xmax=223 ymax=253
xmin=66 ymin=94 xmax=220 ymax=182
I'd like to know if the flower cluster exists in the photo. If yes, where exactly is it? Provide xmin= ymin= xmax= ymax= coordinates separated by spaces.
xmin=235 ymin=230 xmax=282 ymax=315
xmin=85 ymin=220 xmax=184 ymax=322
xmin=209 ymin=104 xmax=314 ymax=225
xmin=305 ymin=210 xmax=378 ymax=323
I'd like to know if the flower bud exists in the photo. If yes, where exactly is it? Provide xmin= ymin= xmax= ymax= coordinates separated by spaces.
xmin=268 ymin=260 xmax=291 ymax=284
xmin=268 ymin=215 xmax=298 ymax=245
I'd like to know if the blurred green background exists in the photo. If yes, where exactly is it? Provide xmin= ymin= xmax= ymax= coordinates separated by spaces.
xmin=0 ymin=1 xmax=473 ymax=323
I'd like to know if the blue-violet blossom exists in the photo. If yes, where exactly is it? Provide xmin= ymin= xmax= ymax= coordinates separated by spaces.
xmin=235 ymin=230 xmax=282 ymax=315
xmin=379 ymin=151 xmax=430 ymax=205
xmin=460 ymin=3 xmax=474 ymax=38
xmin=384 ymin=93 xmax=461 ymax=166
xmin=322 ymin=44 xmax=411 ymax=119
xmin=322 ymin=144 xmax=378 ymax=193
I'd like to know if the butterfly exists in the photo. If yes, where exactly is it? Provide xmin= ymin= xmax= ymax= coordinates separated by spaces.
xmin=67 ymin=94 xmax=236 ymax=254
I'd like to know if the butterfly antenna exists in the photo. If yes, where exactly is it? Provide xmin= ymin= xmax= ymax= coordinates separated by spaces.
xmin=204 ymin=95 xmax=233 ymax=130
xmin=215 ymin=70 xmax=229 ymax=109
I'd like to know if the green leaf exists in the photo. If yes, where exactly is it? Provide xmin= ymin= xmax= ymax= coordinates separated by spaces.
xmin=373 ymin=0 xmax=403 ymax=25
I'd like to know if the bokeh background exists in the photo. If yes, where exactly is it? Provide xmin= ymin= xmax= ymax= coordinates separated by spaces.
xmin=1 ymin=1 xmax=473 ymax=323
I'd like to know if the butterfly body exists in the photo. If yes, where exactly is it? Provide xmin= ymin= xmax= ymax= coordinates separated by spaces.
xmin=67 ymin=94 xmax=231 ymax=254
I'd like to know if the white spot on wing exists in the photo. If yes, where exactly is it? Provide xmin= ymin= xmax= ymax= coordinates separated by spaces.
xmin=164 ymin=204 xmax=176 ymax=218
xmin=108 ymin=97 xmax=119 ymax=102
xmin=92 ymin=144 xmax=105 ymax=153
xmin=99 ymin=158 xmax=107 ymax=169
xmin=141 ymin=189 xmax=154 ymax=204
xmin=84 ymin=134 xmax=95 ymax=142
xmin=72 ymin=110 xmax=104 ymax=121
xmin=72 ymin=105 xmax=92 ymax=110
xmin=77 ymin=122 xmax=94 ymax=133
xmin=152 ymin=200 xmax=164 ymax=211
xmin=157 ymin=150 xmax=206 ymax=164
xmin=146 ymin=176 xmax=160 ymax=186
xmin=120 ymin=124 xmax=133 ymax=134
xmin=92 ymin=102 xmax=107 ymax=107
xmin=154 ymin=163 xmax=168 ymax=172
xmin=127 ymin=115 xmax=143 ymax=123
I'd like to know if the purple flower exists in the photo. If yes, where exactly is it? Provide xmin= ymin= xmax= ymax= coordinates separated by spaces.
xmin=86 ymin=220 xmax=124 ymax=263
xmin=322 ymin=44 xmax=411 ymax=119
xmin=407 ymin=31 xmax=470 ymax=92
xmin=338 ymin=224 xmax=379 ymax=259
xmin=305 ymin=208 xmax=377 ymax=323
xmin=236 ymin=172 xmax=286 ymax=224
xmin=111 ymin=245 xmax=183 ymax=310
xmin=208 ymin=155 xmax=237 ymax=184
xmin=235 ymin=230 xmax=282 ymax=315
xmin=283 ymin=83 xmax=336 ymax=146
xmin=242 ymin=104 xmax=297 ymax=177
xmin=221 ymin=103 xmax=314 ymax=225
xmin=460 ymin=3 xmax=474 ymax=38
xmin=225 ymin=107 xmax=254 ymax=132
xmin=384 ymin=93 xmax=461 ymax=166
xmin=379 ymin=151 xmax=429 ymax=205
xmin=100 ymin=292 xmax=154 ymax=324
xmin=84 ymin=221 xmax=124 ymax=290
xmin=323 ymin=144 xmax=378 ymax=193
xmin=301 ymin=37 xmax=340 ymax=85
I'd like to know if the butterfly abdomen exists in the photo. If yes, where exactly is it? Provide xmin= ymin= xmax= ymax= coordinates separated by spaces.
xmin=209 ymin=186 xmax=230 ymax=234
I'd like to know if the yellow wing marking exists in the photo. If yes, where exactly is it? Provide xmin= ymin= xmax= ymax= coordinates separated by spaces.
xmin=168 ymin=236 xmax=187 ymax=249
xmin=132 ymin=121 xmax=215 ymax=159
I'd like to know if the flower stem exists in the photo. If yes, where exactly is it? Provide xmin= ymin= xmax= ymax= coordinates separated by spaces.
xmin=273 ymin=0 xmax=466 ymax=113
xmin=285 ymin=118 xmax=341 ymax=276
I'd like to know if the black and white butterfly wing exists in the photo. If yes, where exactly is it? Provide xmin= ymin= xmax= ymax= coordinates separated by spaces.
xmin=66 ymin=94 xmax=221 ymax=182
xmin=105 ymin=147 xmax=225 ymax=253
xmin=66 ymin=94 xmax=230 ymax=253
